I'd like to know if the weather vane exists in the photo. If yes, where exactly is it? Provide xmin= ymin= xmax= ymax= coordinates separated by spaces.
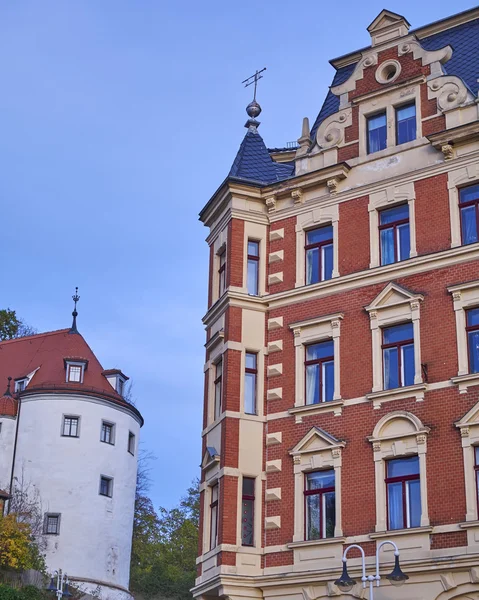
xmin=242 ymin=68 xmax=266 ymax=125
xmin=242 ymin=67 xmax=266 ymax=103
xmin=69 ymin=287 xmax=80 ymax=334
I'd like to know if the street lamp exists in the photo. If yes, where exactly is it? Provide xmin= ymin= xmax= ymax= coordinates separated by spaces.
xmin=334 ymin=541 xmax=408 ymax=598
xmin=47 ymin=570 xmax=72 ymax=600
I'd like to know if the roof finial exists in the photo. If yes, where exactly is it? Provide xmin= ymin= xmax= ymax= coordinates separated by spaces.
xmin=3 ymin=377 xmax=12 ymax=398
xmin=69 ymin=287 xmax=80 ymax=334
xmin=242 ymin=68 xmax=266 ymax=129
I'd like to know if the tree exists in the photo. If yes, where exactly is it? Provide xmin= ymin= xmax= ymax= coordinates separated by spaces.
xmin=0 ymin=310 xmax=36 ymax=342
xmin=129 ymin=451 xmax=200 ymax=600
xmin=0 ymin=515 xmax=45 ymax=572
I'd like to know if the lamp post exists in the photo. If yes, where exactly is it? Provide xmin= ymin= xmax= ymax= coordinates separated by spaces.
xmin=47 ymin=570 xmax=72 ymax=600
xmin=334 ymin=540 xmax=408 ymax=598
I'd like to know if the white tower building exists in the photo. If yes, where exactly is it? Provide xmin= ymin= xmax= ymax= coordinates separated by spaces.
xmin=0 ymin=300 xmax=143 ymax=600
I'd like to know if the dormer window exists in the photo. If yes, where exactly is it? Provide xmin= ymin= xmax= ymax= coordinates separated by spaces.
xmin=367 ymin=112 xmax=387 ymax=154
xmin=14 ymin=378 xmax=28 ymax=393
xmin=64 ymin=359 xmax=87 ymax=384
xmin=102 ymin=369 xmax=129 ymax=397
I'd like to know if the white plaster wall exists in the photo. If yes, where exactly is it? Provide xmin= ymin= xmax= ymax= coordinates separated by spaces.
xmin=0 ymin=417 xmax=16 ymax=489
xmin=12 ymin=393 xmax=140 ymax=594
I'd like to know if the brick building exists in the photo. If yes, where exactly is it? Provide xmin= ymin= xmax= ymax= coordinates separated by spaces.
xmin=193 ymin=8 xmax=479 ymax=600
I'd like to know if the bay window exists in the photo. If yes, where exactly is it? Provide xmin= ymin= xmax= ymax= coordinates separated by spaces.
xmin=379 ymin=204 xmax=410 ymax=265
xmin=386 ymin=456 xmax=421 ymax=530
xmin=214 ymin=359 xmax=223 ymax=420
xmin=382 ymin=322 xmax=415 ymax=390
xmin=218 ymin=250 xmax=226 ymax=296
xmin=459 ymin=183 xmax=479 ymax=245
xmin=304 ymin=470 xmax=335 ymax=540
xmin=305 ymin=340 xmax=334 ymax=404
xmin=467 ymin=308 xmax=479 ymax=374
xmin=305 ymin=226 xmax=333 ymax=284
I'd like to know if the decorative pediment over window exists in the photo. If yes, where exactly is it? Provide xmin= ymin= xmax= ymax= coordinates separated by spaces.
xmin=369 ymin=410 xmax=429 ymax=449
xmin=365 ymin=282 xmax=423 ymax=314
xmin=456 ymin=402 xmax=479 ymax=445
xmin=290 ymin=427 xmax=345 ymax=468
xmin=201 ymin=446 xmax=220 ymax=470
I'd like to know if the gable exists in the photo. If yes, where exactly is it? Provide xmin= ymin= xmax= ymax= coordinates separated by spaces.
xmin=367 ymin=10 xmax=410 ymax=33
xmin=365 ymin=282 xmax=423 ymax=313
xmin=290 ymin=427 xmax=344 ymax=457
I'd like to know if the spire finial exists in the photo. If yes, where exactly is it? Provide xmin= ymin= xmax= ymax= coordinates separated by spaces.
xmin=4 ymin=377 xmax=12 ymax=398
xmin=69 ymin=287 xmax=80 ymax=334
xmin=242 ymin=68 xmax=266 ymax=129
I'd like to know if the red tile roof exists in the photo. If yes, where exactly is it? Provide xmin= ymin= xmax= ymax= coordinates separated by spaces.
xmin=0 ymin=393 xmax=18 ymax=417
xmin=0 ymin=330 xmax=143 ymax=424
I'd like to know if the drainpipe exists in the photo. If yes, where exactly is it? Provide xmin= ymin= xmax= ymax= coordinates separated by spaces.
xmin=7 ymin=392 xmax=22 ymax=514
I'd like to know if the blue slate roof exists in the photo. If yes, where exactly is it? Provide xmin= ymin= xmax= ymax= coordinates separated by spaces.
xmin=310 ymin=17 xmax=479 ymax=141
xmin=228 ymin=125 xmax=294 ymax=186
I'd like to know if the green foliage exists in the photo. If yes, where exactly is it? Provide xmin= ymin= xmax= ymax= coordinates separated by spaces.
xmin=0 ymin=516 xmax=45 ymax=573
xmin=0 ymin=585 xmax=48 ymax=600
xmin=0 ymin=310 xmax=36 ymax=342
xmin=130 ymin=478 xmax=200 ymax=600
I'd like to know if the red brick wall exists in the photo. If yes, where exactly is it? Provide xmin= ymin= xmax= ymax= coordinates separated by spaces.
xmin=225 ymin=306 xmax=242 ymax=343
xmin=339 ymin=195 xmax=370 ymax=275
xmin=430 ymin=531 xmax=467 ymax=550
xmin=219 ymin=476 xmax=238 ymax=545
xmin=415 ymin=174 xmax=451 ymax=255
xmin=228 ymin=219 xmax=245 ymax=288
xmin=268 ymin=217 xmax=297 ymax=293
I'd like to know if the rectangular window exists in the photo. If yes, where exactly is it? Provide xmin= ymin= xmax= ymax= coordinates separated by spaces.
xmin=467 ymin=308 xmax=479 ymax=374
xmin=62 ymin=416 xmax=79 ymax=438
xmin=214 ymin=359 xmax=223 ymax=420
xmin=304 ymin=470 xmax=335 ymax=540
xmin=118 ymin=379 xmax=124 ymax=396
xmin=305 ymin=226 xmax=333 ymax=285
xmin=209 ymin=484 xmax=219 ymax=549
xmin=459 ymin=184 xmax=479 ymax=245
xmin=305 ymin=340 xmax=334 ymax=404
xmin=244 ymin=353 xmax=257 ymax=414
xmin=475 ymin=447 xmax=479 ymax=514
xmin=367 ymin=112 xmax=387 ymax=154
xmin=44 ymin=513 xmax=60 ymax=535
xmin=15 ymin=380 xmax=26 ymax=393
xmin=396 ymin=103 xmax=416 ymax=145
xmin=68 ymin=365 xmax=82 ymax=382
xmin=379 ymin=204 xmax=410 ymax=265
xmin=241 ymin=478 xmax=255 ymax=546
xmin=386 ymin=456 xmax=420 ymax=530
xmin=382 ymin=323 xmax=415 ymax=390
xmin=100 ymin=422 xmax=115 ymax=445
xmin=247 ymin=241 xmax=260 ymax=296
xmin=218 ymin=250 xmax=226 ymax=297
xmin=128 ymin=431 xmax=135 ymax=455
xmin=99 ymin=476 xmax=113 ymax=498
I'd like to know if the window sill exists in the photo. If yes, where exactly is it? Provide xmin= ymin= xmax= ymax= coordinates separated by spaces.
xmin=366 ymin=383 xmax=427 ymax=409
xmin=451 ymin=372 xmax=479 ymax=394
xmin=287 ymin=537 xmax=345 ymax=549
xmin=289 ymin=399 xmax=344 ymax=422
xmin=370 ymin=526 xmax=432 ymax=539
xmin=459 ymin=520 xmax=479 ymax=530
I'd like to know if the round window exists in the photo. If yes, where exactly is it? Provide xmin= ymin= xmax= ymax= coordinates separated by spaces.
xmin=375 ymin=60 xmax=401 ymax=84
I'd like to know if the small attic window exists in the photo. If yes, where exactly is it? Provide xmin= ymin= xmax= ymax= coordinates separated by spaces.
xmin=375 ymin=60 xmax=401 ymax=85
xmin=64 ymin=359 xmax=88 ymax=384
xmin=102 ymin=369 xmax=129 ymax=397
xmin=14 ymin=379 xmax=28 ymax=393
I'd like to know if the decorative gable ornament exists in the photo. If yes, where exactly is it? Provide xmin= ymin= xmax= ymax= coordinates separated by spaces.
xmin=365 ymin=282 xmax=423 ymax=316
xmin=367 ymin=9 xmax=410 ymax=46
xmin=201 ymin=446 xmax=220 ymax=470
xmin=289 ymin=426 xmax=345 ymax=469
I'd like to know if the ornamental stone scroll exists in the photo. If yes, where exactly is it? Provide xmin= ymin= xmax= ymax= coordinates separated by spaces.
xmin=427 ymin=75 xmax=473 ymax=112
xmin=316 ymin=108 xmax=352 ymax=150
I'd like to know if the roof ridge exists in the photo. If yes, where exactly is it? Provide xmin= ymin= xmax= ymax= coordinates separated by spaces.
xmin=0 ymin=328 xmax=71 ymax=346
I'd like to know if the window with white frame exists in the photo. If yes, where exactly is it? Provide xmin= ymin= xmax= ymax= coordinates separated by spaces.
xmin=14 ymin=378 xmax=27 ymax=393
xmin=369 ymin=411 xmax=429 ymax=532
xmin=365 ymin=283 xmax=423 ymax=398
xmin=290 ymin=313 xmax=343 ymax=408
xmin=214 ymin=359 xmax=223 ymax=420
xmin=244 ymin=352 xmax=257 ymax=414
xmin=209 ymin=483 xmax=219 ymax=549
xmin=65 ymin=360 xmax=87 ymax=383
xmin=247 ymin=241 xmax=260 ymax=295
xmin=456 ymin=406 xmax=479 ymax=524
xmin=448 ymin=280 xmax=479 ymax=392
xmin=459 ymin=183 xmax=479 ymax=246
xmin=295 ymin=207 xmax=339 ymax=287
xmin=368 ymin=182 xmax=417 ymax=269
xmin=290 ymin=427 xmax=344 ymax=542
xmin=62 ymin=415 xmax=79 ymax=438
xmin=100 ymin=421 xmax=115 ymax=445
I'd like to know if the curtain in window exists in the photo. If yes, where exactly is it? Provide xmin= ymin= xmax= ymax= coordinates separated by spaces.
xmin=383 ymin=347 xmax=398 ymax=389
xmin=380 ymin=228 xmax=395 ymax=265
xmin=306 ymin=248 xmax=318 ymax=285
xmin=306 ymin=364 xmax=319 ymax=404
xmin=398 ymin=223 xmax=410 ymax=260
xmin=322 ymin=244 xmax=334 ymax=280
xmin=388 ymin=482 xmax=403 ymax=529
xmin=461 ymin=206 xmax=478 ymax=244
xmin=323 ymin=360 xmax=334 ymax=402
xmin=469 ymin=330 xmax=479 ymax=374
xmin=407 ymin=480 xmax=421 ymax=527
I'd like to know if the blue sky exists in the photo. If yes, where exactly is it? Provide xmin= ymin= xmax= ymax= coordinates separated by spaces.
xmin=1 ymin=0 xmax=475 ymax=509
